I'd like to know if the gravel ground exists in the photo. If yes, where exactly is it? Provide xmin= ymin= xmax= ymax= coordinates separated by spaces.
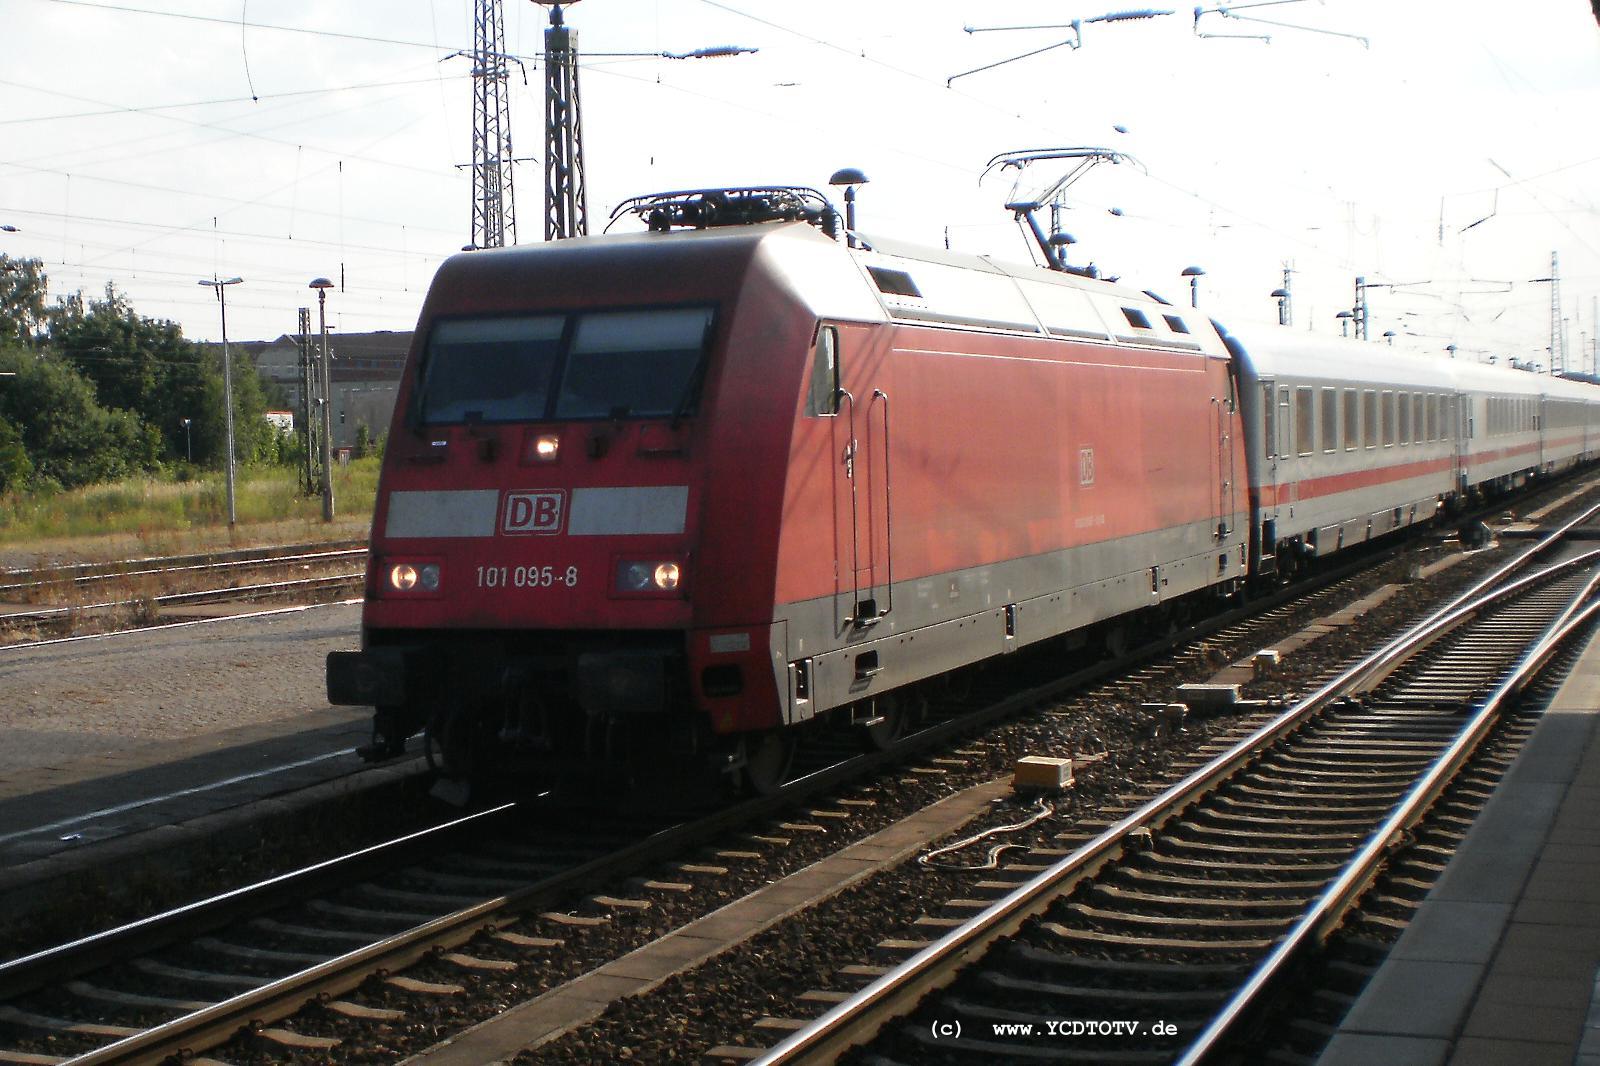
xmin=183 ymin=542 xmax=1509 ymax=1065
xmin=507 ymin=544 xmax=1518 ymax=1064
xmin=0 ymin=603 xmax=363 ymax=776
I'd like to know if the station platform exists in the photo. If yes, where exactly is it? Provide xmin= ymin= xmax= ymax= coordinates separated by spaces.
xmin=1316 ymin=628 xmax=1600 ymax=1066
xmin=0 ymin=605 xmax=427 ymax=931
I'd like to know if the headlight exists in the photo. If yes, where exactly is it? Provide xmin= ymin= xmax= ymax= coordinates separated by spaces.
xmin=616 ymin=559 xmax=684 ymax=594
xmin=388 ymin=562 xmax=441 ymax=593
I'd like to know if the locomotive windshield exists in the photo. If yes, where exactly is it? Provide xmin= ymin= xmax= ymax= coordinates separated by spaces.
xmin=415 ymin=306 xmax=714 ymax=425
xmin=417 ymin=315 xmax=564 ymax=424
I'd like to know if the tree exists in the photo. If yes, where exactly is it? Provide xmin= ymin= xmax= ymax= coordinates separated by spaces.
xmin=0 ymin=348 xmax=148 ymax=488
xmin=192 ymin=342 xmax=273 ymax=467
xmin=49 ymin=284 xmax=216 ymax=465
xmin=0 ymin=414 xmax=32 ymax=494
xmin=0 ymin=255 xmax=49 ymax=347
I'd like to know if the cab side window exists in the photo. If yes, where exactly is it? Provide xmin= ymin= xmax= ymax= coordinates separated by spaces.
xmin=807 ymin=326 xmax=840 ymax=416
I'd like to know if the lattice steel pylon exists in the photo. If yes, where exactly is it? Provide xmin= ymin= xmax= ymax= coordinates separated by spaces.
xmin=540 ymin=1 xmax=588 ymax=240
xmin=466 ymin=0 xmax=517 ymax=248
xmin=1549 ymin=251 xmax=1565 ymax=374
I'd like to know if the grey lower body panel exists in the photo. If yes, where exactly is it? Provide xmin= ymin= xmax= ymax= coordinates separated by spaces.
xmin=775 ymin=517 xmax=1245 ymax=724
xmin=1258 ymin=470 xmax=1450 ymax=554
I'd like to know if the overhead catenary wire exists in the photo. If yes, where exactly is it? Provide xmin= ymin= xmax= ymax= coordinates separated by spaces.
xmin=2 ymin=0 xmax=1589 ymax=360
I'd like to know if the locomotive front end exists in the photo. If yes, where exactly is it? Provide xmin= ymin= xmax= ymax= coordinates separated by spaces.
xmin=326 ymin=228 xmax=800 ymax=783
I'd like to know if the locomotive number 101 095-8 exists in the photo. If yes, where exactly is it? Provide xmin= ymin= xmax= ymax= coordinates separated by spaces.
xmin=476 ymin=565 xmax=579 ymax=589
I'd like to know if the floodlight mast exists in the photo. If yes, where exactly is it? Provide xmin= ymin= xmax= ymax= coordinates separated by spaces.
xmin=539 ymin=0 xmax=588 ymax=240
xmin=982 ymin=147 xmax=1143 ymax=273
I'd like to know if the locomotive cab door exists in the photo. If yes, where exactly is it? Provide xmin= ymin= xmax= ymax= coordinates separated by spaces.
xmin=813 ymin=323 xmax=890 ymax=634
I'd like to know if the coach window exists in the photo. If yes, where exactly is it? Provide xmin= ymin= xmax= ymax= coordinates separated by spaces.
xmin=1427 ymin=395 xmax=1438 ymax=441
xmin=1398 ymin=391 xmax=1411 ymax=446
xmin=807 ymin=326 xmax=840 ymax=416
xmin=1363 ymin=391 xmax=1378 ymax=448
xmin=1382 ymin=391 xmax=1396 ymax=447
xmin=1413 ymin=395 xmax=1424 ymax=444
xmin=1278 ymin=386 xmax=1292 ymax=458
xmin=1321 ymin=388 xmax=1338 ymax=453
xmin=1295 ymin=387 xmax=1315 ymax=457
xmin=1344 ymin=388 xmax=1359 ymax=450
xmin=1262 ymin=385 xmax=1277 ymax=457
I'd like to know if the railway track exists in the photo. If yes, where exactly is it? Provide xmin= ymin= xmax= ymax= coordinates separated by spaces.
xmin=744 ymin=506 xmax=1600 ymax=1065
xmin=0 ymin=530 xmax=1451 ymax=1065
xmin=0 ymin=540 xmax=366 ymax=638
xmin=0 ymin=484 xmax=1593 ymax=1063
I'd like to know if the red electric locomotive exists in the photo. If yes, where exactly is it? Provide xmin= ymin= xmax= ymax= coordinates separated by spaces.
xmin=325 ymin=185 xmax=1253 ymax=790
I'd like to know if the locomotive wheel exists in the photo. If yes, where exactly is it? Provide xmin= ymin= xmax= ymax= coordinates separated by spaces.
xmin=742 ymin=731 xmax=796 ymax=796
xmin=1102 ymin=623 xmax=1130 ymax=660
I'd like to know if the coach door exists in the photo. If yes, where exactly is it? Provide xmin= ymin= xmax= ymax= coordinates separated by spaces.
xmin=1216 ymin=368 xmax=1238 ymax=540
xmin=1537 ymin=394 xmax=1547 ymax=471
xmin=1259 ymin=380 xmax=1283 ymax=512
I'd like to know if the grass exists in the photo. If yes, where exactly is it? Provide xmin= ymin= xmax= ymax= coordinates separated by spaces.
xmin=0 ymin=460 xmax=382 ymax=566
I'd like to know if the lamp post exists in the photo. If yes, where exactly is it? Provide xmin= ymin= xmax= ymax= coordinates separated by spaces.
xmin=181 ymin=418 xmax=192 ymax=463
xmin=1336 ymin=310 xmax=1354 ymax=338
xmin=1271 ymin=288 xmax=1290 ymax=326
xmin=1446 ymin=344 xmax=1457 ymax=360
xmin=310 ymin=278 xmax=336 ymax=521
xmin=1382 ymin=330 xmax=1396 ymax=347
xmin=1181 ymin=265 xmax=1205 ymax=308
xmin=197 ymin=276 xmax=243 ymax=525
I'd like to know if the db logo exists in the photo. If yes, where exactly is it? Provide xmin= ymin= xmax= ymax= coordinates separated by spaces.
xmin=1079 ymin=447 xmax=1096 ymax=487
xmin=501 ymin=490 xmax=565 ymax=535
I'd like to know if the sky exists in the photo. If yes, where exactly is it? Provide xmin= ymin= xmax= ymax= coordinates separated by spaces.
xmin=1 ymin=0 xmax=1597 ymax=370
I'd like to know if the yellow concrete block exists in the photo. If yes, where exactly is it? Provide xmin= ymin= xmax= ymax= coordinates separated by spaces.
xmin=1013 ymin=755 xmax=1074 ymax=792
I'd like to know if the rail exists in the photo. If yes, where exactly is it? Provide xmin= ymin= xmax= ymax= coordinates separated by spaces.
xmin=751 ymin=501 xmax=1600 ymax=1064
xmin=1176 ymin=563 xmax=1600 ymax=1064
xmin=0 ymin=539 xmax=1407 ymax=1065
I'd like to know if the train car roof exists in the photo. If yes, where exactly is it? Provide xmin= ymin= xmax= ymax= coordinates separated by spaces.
xmin=1225 ymin=321 xmax=1579 ymax=398
xmin=849 ymin=231 xmax=1229 ymax=356
xmin=443 ymin=220 xmax=1231 ymax=357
